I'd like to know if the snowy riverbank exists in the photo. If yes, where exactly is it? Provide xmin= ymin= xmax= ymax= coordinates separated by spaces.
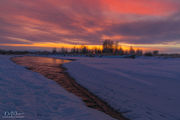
xmin=62 ymin=56 xmax=180 ymax=120
xmin=0 ymin=55 xmax=114 ymax=120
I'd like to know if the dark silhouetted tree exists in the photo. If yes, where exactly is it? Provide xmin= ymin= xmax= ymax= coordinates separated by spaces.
xmin=153 ymin=50 xmax=159 ymax=55
xmin=144 ymin=52 xmax=153 ymax=56
xmin=60 ymin=47 xmax=67 ymax=54
xmin=119 ymin=46 xmax=124 ymax=55
xmin=81 ymin=46 xmax=88 ymax=54
xmin=114 ymin=41 xmax=119 ymax=55
xmin=52 ymin=48 xmax=57 ymax=54
xmin=129 ymin=46 xmax=135 ymax=55
xmin=136 ymin=49 xmax=143 ymax=56
xmin=102 ymin=39 xmax=114 ymax=53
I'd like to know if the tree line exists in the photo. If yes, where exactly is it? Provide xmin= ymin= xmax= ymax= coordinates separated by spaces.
xmin=53 ymin=39 xmax=144 ymax=56
xmin=0 ymin=39 xmax=161 ymax=56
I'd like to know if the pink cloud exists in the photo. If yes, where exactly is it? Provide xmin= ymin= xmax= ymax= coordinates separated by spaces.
xmin=0 ymin=0 xmax=180 ymax=52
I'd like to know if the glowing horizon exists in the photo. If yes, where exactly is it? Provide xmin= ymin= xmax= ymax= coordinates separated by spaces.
xmin=1 ymin=41 xmax=177 ymax=53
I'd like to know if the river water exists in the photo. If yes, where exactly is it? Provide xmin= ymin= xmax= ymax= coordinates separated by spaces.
xmin=12 ymin=56 xmax=127 ymax=120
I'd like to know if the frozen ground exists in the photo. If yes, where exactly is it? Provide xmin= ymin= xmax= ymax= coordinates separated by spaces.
xmin=0 ymin=55 xmax=114 ymax=120
xmin=61 ymin=56 xmax=180 ymax=120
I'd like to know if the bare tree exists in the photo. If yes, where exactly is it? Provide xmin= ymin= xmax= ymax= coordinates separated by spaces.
xmin=81 ymin=46 xmax=88 ymax=54
xmin=129 ymin=46 xmax=135 ymax=55
xmin=114 ymin=41 xmax=119 ymax=54
xmin=102 ymin=39 xmax=114 ymax=53
xmin=119 ymin=46 xmax=124 ymax=55
xmin=52 ymin=48 xmax=57 ymax=54
xmin=136 ymin=49 xmax=143 ymax=56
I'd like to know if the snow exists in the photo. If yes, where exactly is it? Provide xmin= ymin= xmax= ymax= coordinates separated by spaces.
xmin=62 ymin=57 xmax=180 ymax=120
xmin=0 ymin=55 xmax=114 ymax=120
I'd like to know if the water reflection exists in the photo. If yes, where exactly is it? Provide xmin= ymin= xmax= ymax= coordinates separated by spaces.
xmin=13 ymin=56 xmax=71 ymax=66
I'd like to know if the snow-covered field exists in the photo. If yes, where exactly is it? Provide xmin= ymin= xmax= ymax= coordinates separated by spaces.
xmin=1 ymin=54 xmax=180 ymax=120
xmin=0 ymin=55 xmax=114 ymax=120
xmin=62 ymin=56 xmax=180 ymax=120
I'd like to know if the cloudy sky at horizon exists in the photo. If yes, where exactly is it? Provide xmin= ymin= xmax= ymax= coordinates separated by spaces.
xmin=0 ymin=0 xmax=180 ymax=52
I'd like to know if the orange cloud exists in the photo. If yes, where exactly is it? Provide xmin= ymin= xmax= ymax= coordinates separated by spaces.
xmin=5 ymin=37 xmax=32 ymax=43
xmin=102 ymin=35 xmax=140 ymax=40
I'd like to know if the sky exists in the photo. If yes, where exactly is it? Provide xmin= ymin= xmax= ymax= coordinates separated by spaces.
xmin=0 ymin=0 xmax=180 ymax=53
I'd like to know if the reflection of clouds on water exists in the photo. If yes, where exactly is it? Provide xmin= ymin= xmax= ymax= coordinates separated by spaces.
xmin=18 ymin=56 xmax=71 ymax=65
